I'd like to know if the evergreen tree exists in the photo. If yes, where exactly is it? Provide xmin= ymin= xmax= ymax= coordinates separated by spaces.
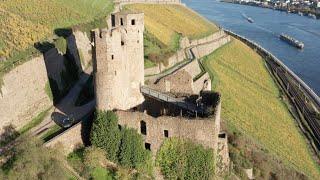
xmin=90 ymin=110 xmax=121 ymax=162
xmin=119 ymin=127 xmax=147 ymax=168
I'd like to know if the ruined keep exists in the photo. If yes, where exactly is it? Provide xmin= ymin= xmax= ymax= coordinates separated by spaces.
xmin=92 ymin=12 xmax=145 ymax=111
xmin=90 ymin=10 xmax=230 ymax=174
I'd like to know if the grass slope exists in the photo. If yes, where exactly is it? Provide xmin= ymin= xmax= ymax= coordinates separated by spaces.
xmin=203 ymin=38 xmax=320 ymax=178
xmin=126 ymin=4 xmax=219 ymax=48
xmin=0 ymin=0 xmax=113 ymax=58
xmin=0 ymin=0 xmax=113 ymax=88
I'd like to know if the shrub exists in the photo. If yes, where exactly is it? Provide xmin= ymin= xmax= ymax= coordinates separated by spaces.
xmin=156 ymin=138 xmax=215 ymax=180
xmin=90 ymin=111 xmax=121 ymax=162
xmin=84 ymin=147 xmax=107 ymax=169
xmin=67 ymin=147 xmax=86 ymax=174
xmin=119 ymin=127 xmax=151 ymax=169
xmin=91 ymin=167 xmax=113 ymax=180
xmin=3 ymin=135 xmax=69 ymax=179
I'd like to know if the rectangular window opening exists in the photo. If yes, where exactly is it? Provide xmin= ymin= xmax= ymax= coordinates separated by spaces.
xmin=120 ymin=18 xmax=124 ymax=26
xmin=164 ymin=130 xmax=169 ymax=138
xmin=131 ymin=19 xmax=136 ymax=25
xmin=111 ymin=15 xmax=115 ymax=27
xmin=145 ymin=143 xmax=151 ymax=151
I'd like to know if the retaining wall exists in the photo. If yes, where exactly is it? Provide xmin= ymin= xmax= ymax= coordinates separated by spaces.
xmin=145 ymin=30 xmax=230 ymax=76
xmin=0 ymin=56 xmax=52 ymax=133
xmin=45 ymin=123 xmax=83 ymax=155
xmin=191 ymin=35 xmax=231 ymax=59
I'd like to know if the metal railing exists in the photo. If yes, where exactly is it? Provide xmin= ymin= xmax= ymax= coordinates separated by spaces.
xmin=140 ymin=86 xmax=205 ymax=113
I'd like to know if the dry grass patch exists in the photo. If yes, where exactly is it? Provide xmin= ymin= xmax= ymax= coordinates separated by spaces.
xmin=203 ymin=38 xmax=320 ymax=178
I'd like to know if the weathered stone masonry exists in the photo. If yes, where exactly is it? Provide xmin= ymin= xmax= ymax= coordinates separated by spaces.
xmin=92 ymin=12 xmax=145 ymax=111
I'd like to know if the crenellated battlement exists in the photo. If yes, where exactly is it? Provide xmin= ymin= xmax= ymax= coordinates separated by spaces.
xmin=91 ymin=12 xmax=145 ymax=111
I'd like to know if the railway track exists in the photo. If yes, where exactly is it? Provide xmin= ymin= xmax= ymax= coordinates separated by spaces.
xmin=268 ymin=60 xmax=320 ymax=153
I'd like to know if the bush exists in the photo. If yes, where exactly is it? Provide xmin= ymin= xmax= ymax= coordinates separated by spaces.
xmin=156 ymin=138 xmax=215 ymax=180
xmin=90 ymin=111 xmax=121 ymax=162
xmin=90 ymin=111 xmax=153 ymax=177
xmin=119 ymin=127 xmax=151 ymax=170
xmin=84 ymin=147 xmax=107 ymax=169
xmin=3 ymin=135 xmax=69 ymax=179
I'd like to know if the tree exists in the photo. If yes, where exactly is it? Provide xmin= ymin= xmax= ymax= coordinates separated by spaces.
xmin=156 ymin=138 xmax=215 ymax=180
xmin=4 ymin=135 xmax=69 ymax=180
xmin=118 ymin=127 xmax=148 ymax=169
xmin=156 ymin=138 xmax=187 ymax=179
xmin=90 ymin=111 xmax=121 ymax=162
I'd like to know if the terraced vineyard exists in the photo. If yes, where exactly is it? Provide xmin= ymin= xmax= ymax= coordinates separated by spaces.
xmin=0 ymin=0 xmax=113 ymax=61
xmin=126 ymin=4 xmax=219 ymax=48
xmin=203 ymin=38 xmax=320 ymax=178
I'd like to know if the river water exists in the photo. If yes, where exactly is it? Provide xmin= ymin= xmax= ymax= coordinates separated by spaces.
xmin=183 ymin=0 xmax=320 ymax=96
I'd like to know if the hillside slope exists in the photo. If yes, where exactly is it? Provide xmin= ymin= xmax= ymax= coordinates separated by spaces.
xmin=203 ymin=38 xmax=320 ymax=178
xmin=0 ymin=0 xmax=113 ymax=59
xmin=127 ymin=4 xmax=218 ymax=48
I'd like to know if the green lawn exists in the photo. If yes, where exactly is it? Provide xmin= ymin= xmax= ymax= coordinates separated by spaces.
xmin=203 ymin=38 xmax=320 ymax=178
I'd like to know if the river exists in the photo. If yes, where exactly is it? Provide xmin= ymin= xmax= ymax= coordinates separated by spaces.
xmin=183 ymin=0 xmax=320 ymax=96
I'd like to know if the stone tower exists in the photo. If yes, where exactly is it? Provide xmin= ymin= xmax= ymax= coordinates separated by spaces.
xmin=92 ymin=11 xmax=145 ymax=111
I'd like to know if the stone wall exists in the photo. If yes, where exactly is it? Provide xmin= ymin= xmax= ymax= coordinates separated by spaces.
xmin=159 ymin=49 xmax=186 ymax=71
xmin=0 ymin=56 xmax=51 ymax=132
xmin=45 ymin=123 xmax=83 ymax=155
xmin=67 ymin=31 xmax=92 ymax=70
xmin=116 ymin=110 xmax=220 ymax=156
xmin=180 ymin=59 xmax=202 ymax=78
xmin=193 ymin=72 xmax=211 ymax=94
xmin=191 ymin=35 xmax=231 ymax=59
xmin=145 ymin=49 xmax=186 ymax=76
xmin=154 ymin=70 xmax=194 ymax=94
xmin=145 ymin=65 xmax=160 ymax=75
xmin=145 ymin=31 xmax=230 ymax=76
xmin=216 ymin=133 xmax=230 ymax=174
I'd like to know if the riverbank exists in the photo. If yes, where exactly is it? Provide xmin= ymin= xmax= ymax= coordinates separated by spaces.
xmin=221 ymin=0 xmax=319 ymax=19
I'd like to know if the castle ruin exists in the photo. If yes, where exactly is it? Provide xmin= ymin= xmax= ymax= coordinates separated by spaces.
xmin=91 ymin=9 xmax=230 ymax=174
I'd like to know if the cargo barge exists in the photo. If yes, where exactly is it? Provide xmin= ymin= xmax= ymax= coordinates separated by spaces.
xmin=241 ymin=13 xmax=254 ymax=23
xmin=280 ymin=34 xmax=304 ymax=49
